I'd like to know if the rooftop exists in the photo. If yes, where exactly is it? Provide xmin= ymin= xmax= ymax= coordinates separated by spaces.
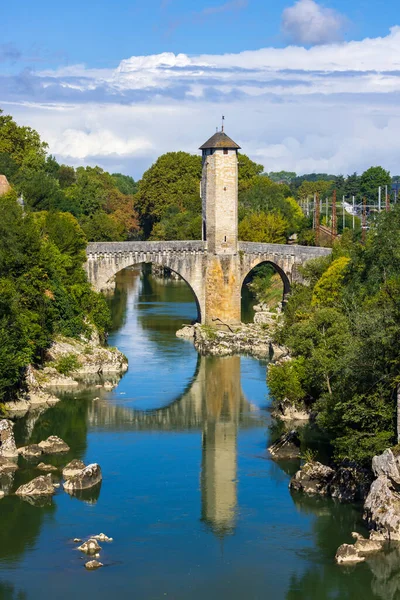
xmin=199 ymin=131 xmax=241 ymax=150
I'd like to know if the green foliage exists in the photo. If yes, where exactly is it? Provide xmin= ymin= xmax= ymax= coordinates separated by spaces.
xmin=312 ymin=257 xmax=350 ymax=306
xmin=272 ymin=212 xmax=400 ymax=463
xmin=268 ymin=358 xmax=307 ymax=405
xmin=239 ymin=212 xmax=288 ymax=243
xmin=54 ymin=353 xmax=81 ymax=375
xmin=360 ymin=166 xmax=391 ymax=201
xmin=112 ymin=173 xmax=138 ymax=195
xmin=0 ymin=194 xmax=110 ymax=400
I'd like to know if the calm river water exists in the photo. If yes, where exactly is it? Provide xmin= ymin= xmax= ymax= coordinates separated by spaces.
xmin=0 ymin=268 xmax=393 ymax=600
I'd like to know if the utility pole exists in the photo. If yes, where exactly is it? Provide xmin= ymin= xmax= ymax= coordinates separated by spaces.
xmin=315 ymin=192 xmax=320 ymax=246
xmin=326 ymin=197 xmax=328 ymax=224
xmin=352 ymin=196 xmax=355 ymax=230
xmin=362 ymin=196 xmax=367 ymax=244
xmin=342 ymin=195 xmax=345 ymax=231
xmin=331 ymin=189 xmax=337 ymax=242
xmin=378 ymin=186 xmax=381 ymax=212
xmin=386 ymin=185 xmax=390 ymax=212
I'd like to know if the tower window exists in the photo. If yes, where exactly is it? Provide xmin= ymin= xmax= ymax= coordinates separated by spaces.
xmin=224 ymin=236 xmax=227 ymax=242
xmin=223 ymin=149 xmax=228 ymax=155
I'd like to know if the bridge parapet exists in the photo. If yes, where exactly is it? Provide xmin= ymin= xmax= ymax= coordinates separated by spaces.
xmin=87 ymin=240 xmax=207 ymax=257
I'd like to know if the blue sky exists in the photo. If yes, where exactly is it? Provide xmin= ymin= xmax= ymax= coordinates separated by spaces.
xmin=2 ymin=0 xmax=400 ymax=177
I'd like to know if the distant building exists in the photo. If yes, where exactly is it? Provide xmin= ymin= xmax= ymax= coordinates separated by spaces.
xmin=0 ymin=175 xmax=11 ymax=196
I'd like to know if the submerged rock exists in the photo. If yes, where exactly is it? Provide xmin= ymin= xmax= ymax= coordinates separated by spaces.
xmin=77 ymin=539 xmax=101 ymax=554
xmin=0 ymin=457 xmax=18 ymax=474
xmin=335 ymin=543 xmax=365 ymax=564
xmin=63 ymin=463 xmax=102 ymax=493
xmin=84 ymin=560 xmax=103 ymax=570
xmin=62 ymin=459 xmax=86 ymax=480
xmin=38 ymin=436 xmax=70 ymax=454
xmin=290 ymin=461 xmax=335 ymax=496
xmin=268 ymin=430 xmax=301 ymax=460
xmin=18 ymin=444 xmax=43 ymax=459
xmin=36 ymin=462 xmax=58 ymax=473
xmin=0 ymin=420 xmax=18 ymax=458
xmin=15 ymin=474 xmax=55 ymax=497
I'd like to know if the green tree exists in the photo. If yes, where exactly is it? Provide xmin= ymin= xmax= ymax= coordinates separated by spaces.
xmin=238 ymin=212 xmax=288 ymax=243
xmin=360 ymin=166 xmax=391 ymax=202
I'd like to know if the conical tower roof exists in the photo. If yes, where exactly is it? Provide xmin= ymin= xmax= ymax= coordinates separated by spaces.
xmin=199 ymin=131 xmax=241 ymax=150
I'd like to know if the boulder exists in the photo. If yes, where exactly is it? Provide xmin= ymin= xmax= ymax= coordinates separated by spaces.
xmin=328 ymin=461 xmax=372 ymax=502
xmin=18 ymin=444 xmax=43 ymax=459
xmin=372 ymin=449 xmax=400 ymax=484
xmin=273 ymin=398 xmax=310 ymax=422
xmin=0 ymin=490 xmax=4 ymax=499
xmin=15 ymin=474 xmax=55 ymax=497
xmin=38 ymin=436 xmax=70 ymax=454
xmin=290 ymin=461 xmax=335 ymax=495
xmin=63 ymin=459 xmax=86 ymax=480
xmin=77 ymin=538 xmax=101 ymax=554
xmin=85 ymin=560 xmax=103 ymax=570
xmin=0 ymin=420 xmax=18 ymax=458
xmin=268 ymin=430 xmax=301 ymax=460
xmin=352 ymin=532 xmax=383 ymax=554
xmin=335 ymin=543 xmax=365 ymax=564
xmin=93 ymin=533 xmax=113 ymax=542
xmin=364 ymin=474 xmax=400 ymax=540
xmin=63 ymin=463 xmax=102 ymax=493
xmin=176 ymin=325 xmax=195 ymax=339
xmin=36 ymin=462 xmax=58 ymax=473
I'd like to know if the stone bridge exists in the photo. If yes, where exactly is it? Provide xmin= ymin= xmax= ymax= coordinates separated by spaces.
xmin=85 ymin=240 xmax=330 ymax=324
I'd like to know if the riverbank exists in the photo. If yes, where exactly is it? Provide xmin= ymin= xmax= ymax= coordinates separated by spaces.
xmin=3 ymin=331 xmax=128 ymax=418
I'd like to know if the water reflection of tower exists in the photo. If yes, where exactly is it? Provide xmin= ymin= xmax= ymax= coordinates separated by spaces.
xmin=201 ymin=356 xmax=241 ymax=537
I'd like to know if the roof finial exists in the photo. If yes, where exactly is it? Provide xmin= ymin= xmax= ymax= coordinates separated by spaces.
xmin=222 ymin=115 xmax=225 ymax=133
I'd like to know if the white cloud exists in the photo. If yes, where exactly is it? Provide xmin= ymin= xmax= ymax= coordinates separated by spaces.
xmin=3 ymin=27 xmax=400 ymax=177
xmin=281 ymin=0 xmax=346 ymax=45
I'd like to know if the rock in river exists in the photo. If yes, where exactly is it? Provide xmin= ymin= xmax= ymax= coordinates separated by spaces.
xmin=77 ymin=539 xmax=102 ymax=554
xmin=335 ymin=543 xmax=365 ymax=564
xmin=62 ymin=459 xmax=86 ymax=480
xmin=38 ymin=436 xmax=70 ymax=454
xmin=0 ymin=457 xmax=18 ymax=474
xmin=18 ymin=444 xmax=43 ymax=459
xmin=15 ymin=474 xmax=55 ymax=497
xmin=36 ymin=462 xmax=58 ymax=473
xmin=63 ymin=463 xmax=102 ymax=493
xmin=85 ymin=560 xmax=103 ymax=570
xmin=290 ymin=461 xmax=334 ymax=495
xmin=268 ymin=430 xmax=301 ymax=460
xmin=0 ymin=420 xmax=18 ymax=458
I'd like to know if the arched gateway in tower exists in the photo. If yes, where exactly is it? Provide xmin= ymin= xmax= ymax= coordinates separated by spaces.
xmin=85 ymin=130 xmax=331 ymax=326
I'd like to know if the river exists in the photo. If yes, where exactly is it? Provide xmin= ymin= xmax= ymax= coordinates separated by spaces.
xmin=0 ymin=268 xmax=392 ymax=600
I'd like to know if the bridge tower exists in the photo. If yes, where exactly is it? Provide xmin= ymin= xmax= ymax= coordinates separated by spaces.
xmin=200 ymin=129 xmax=241 ymax=326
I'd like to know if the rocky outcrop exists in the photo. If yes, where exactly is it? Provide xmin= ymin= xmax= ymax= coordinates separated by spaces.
xmin=63 ymin=459 xmax=86 ymax=479
xmin=15 ymin=474 xmax=55 ymax=497
xmin=0 ymin=420 xmax=18 ymax=458
xmin=93 ymin=533 xmax=113 ymax=542
xmin=290 ymin=461 xmax=335 ymax=495
xmin=364 ymin=448 xmax=400 ymax=540
xmin=63 ymin=463 xmax=102 ymax=493
xmin=290 ymin=460 xmax=372 ymax=502
xmin=178 ymin=323 xmax=273 ymax=358
xmin=268 ymin=430 xmax=301 ymax=460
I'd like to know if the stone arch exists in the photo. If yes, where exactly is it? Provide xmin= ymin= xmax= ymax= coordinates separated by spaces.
xmin=88 ymin=252 xmax=203 ymax=323
xmin=240 ymin=259 xmax=291 ymax=317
